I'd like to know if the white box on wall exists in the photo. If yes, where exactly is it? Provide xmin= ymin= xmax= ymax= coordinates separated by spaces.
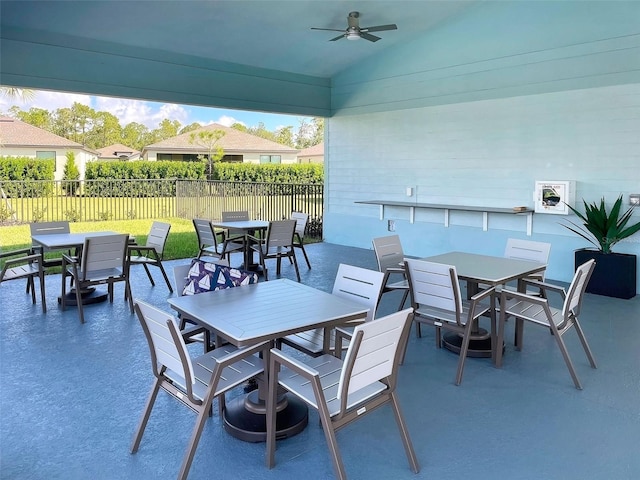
xmin=534 ymin=181 xmax=576 ymax=215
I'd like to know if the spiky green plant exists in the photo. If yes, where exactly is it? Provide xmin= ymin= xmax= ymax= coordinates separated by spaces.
xmin=563 ymin=195 xmax=640 ymax=254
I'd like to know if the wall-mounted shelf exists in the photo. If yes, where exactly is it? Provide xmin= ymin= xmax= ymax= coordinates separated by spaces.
xmin=355 ymin=200 xmax=534 ymax=235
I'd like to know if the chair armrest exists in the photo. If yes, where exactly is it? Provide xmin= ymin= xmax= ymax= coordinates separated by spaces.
xmin=334 ymin=327 xmax=353 ymax=359
xmin=0 ymin=247 xmax=35 ymax=260
xmin=522 ymin=278 xmax=566 ymax=297
xmin=269 ymin=347 xmax=320 ymax=381
xmin=216 ymin=341 xmax=270 ymax=369
xmin=499 ymin=288 xmax=549 ymax=308
xmin=245 ymin=234 xmax=261 ymax=243
xmin=2 ymin=252 xmax=42 ymax=268
xmin=469 ymin=285 xmax=496 ymax=303
xmin=127 ymin=245 xmax=158 ymax=256
xmin=61 ymin=253 xmax=79 ymax=267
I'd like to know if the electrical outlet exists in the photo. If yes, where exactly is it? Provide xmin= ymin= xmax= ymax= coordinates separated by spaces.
xmin=387 ymin=220 xmax=395 ymax=232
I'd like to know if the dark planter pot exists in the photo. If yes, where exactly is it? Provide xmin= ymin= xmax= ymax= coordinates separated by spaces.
xmin=575 ymin=249 xmax=637 ymax=299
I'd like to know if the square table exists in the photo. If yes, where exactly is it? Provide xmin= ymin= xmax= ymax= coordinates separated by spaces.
xmin=168 ymin=278 xmax=369 ymax=442
xmin=421 ymin=251 xmax=547 ymax=361
xmin=32 ymin=231 xmax=119 ymax=305
xmin=210 ymin=219 xmax=269 ymax=270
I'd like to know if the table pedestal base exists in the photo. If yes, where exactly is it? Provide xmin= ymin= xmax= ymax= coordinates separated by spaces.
xmin=443 ymin=330 xmax=493 ymax=358
xmin=223 ymin=390 xmax=308 ymax=443
xmin=57 ymin=287 xmax=109 ymax=306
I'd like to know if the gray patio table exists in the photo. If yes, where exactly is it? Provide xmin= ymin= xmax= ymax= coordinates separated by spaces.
xmin=421 ymin=251 xmax=547 ymax=361
xmin=31 ymin=231 xmax=119 ymax=305
xmin=168 ymin=278 xmax=369 ymax=442
xmin=210 ymin=219 xmax=269 ymax=271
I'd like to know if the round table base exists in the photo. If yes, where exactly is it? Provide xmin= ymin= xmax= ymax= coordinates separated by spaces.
xmin=442 ymin=330 xmax=494 ymax=358
xmin=223 ymin=391 xmax=308 ymax=443
xmin=57 ymin=287 xmax=109 ymax=306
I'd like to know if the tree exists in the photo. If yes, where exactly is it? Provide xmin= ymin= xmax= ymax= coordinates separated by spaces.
xmin=122 ymin=122 xmax=151 ymax=151
xmin=10 ymin=106 xmax=52 ymax=131
xmin=62 ymin=151 xmax=80 ymax=196
xmin=0 ymin=87 xmax=35 ymax=102
xmin=153 ymin=119 xmax=181 ymax=142
xmin=189 ymin=128 xmax=225 ymax=177
xmin=179 ymin=122 xmax=203 ymax=134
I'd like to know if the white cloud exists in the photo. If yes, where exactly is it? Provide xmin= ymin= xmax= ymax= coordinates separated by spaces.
xmin=0 ymin=89 xmax=91 ymax=113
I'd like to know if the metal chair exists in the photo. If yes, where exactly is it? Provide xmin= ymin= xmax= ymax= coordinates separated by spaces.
xmin=131 ymin=300 xmax=267 ymax=480
xmin=249 ymin=219 xmax=300 ymax=281
xmin=291 ymin=211 xmax=311 ymax=269
xmin=266 ymin=308 xmax=420 ymax=480
xmin=279 ymin=263 xmax=384 ymax=357
xmin=502 ymin=238 xmax=551 ymax=296
xmin=404 ymin=258 xmax=495 ymax=385
xmin=192 ymin=218 xmax=238 ymax=263
xmin=61 ymin=233 xmax=133 ymax=324
xmin=497 ymin=259 xmax=597 ymax=389
xmin=372 ymin=235 xmax=410 ymax=310
xmin=221 ymin=210 xmax=250 ymax=255
xmin=28 ymin=221 xmax=72 ymax=294
xmin=127 ymin=221 xmax=173 ymax=293
xmin=0 ymin=247 xmax=46 ymax=312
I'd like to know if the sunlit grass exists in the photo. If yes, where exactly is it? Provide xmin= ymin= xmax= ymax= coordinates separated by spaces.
xmin=0 ymin=218 xmax=199 ymax=261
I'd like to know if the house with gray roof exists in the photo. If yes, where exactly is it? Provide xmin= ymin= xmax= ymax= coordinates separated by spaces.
xmin=96 ymin=143 xmax=141 ymax=161
xmin=297 ymin=142 xmax=324 ymax=164
xmin=0 ymin=116 xmax=97 ymax=180
xmin=141 ymin=123 xmax=299 ymax=164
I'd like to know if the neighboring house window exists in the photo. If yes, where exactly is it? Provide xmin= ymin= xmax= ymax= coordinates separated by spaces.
xmin=260 ymin=155 xmax=281 ymax=164
xmin=221 ymin=154 xmax=243 ymax=163
xmin=36 ymin=151 xmax=56 ymax=170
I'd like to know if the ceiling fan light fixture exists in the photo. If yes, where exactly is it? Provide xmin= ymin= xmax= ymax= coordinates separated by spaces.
xmin=346 ymin=32 xmax=360 ymax=40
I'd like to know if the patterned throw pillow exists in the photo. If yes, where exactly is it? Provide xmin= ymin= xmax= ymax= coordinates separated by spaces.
xmin=182 ymin=259 xmax=258 ymax=296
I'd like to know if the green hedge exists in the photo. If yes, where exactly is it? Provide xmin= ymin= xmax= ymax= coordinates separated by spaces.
xmin=85 ymin=160 xmax=205 ymax=180
xmin=213 ymin=163 xmax=323 ymax=183
xmin=0 ymin=157 xmax=55 ymax=196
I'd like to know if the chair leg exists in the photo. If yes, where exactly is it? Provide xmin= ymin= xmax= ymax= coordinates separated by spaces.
xmin=573 ymin=320 xmax=597 ymax=368
xmin=29 ymin=276 xmax=36 ymax=304
xmin=177 ymin=400 xmax=213 ymax=480
xmin=455 ymin=323 xmax=474 ymax=385
xmin=76 ymin=283 xmax=85 ymax=324
xmin=398 ymin=290 xmax=409 ymax=310
xmin=131 ymin=379 xmax=161 ymax=453
xmin=299 ymin=244 xmax=311 ymax=269
xmin=39 ymin=271 xmax=46 ymax=313
xmin=291 ymin=253 xmax=301 ymax=282
xmin=158 ymin=262 xmax=174 ymax=293
xmin=549 ymin=324 xmax=583 ymax=389
xmin=316 ymin=391 xmax=347 ymax=480
xmin=142 ymin=263 xmax=155 ymax=286
xmin=390 ymin=392 xmax=420 ymax=474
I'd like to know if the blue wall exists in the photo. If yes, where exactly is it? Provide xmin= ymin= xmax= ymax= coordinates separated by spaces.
xmin=323 ymin=1 xmax=640 ymax=291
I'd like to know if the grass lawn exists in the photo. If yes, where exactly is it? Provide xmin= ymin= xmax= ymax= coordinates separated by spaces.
xmin=0 ymin=218 xmax=200 ymax=264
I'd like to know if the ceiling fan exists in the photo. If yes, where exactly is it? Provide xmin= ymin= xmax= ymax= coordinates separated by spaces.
xmin=311 ymin=11 xmax=397 ymax=42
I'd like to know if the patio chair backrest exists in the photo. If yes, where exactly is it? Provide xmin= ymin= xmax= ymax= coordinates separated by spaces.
xmin=134 ymin=300 xmax=196 ymax=398
xmin=339 ymin=307 xmax=413 ymax=402
xmin=264 ymin=219 xmax=296 ymax=249
xmin=291 ymin=212 xmax=309 ymax=239
xmin=30 ymin=220 xmax=70 ymax=237
xmin=80 ymin=234 xmax=129 ymax=281
xmin=332 ymin=263 xmax=385 ymax=323
xmin=562 ymin=259 xmax=596 ymax=320
xmin=144 ymin=221 xmax=171 ymax=256
xmin=504 ymin=238 xmax=551 ymax=280
xmin=222 ymin=211 xmax=250 ymax=237
xmin=405 ymin=258 xmax=463 ymax=318
xmin=372 ymin=235 xmax=405 ymax=273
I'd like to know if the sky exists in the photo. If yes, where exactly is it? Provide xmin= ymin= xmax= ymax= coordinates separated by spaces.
xmin=0 ymin=88 xmax=312 ymax=132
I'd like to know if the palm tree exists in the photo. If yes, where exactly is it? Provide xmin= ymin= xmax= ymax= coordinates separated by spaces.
xmin=0 ymin=87 xmax=35 ymax=102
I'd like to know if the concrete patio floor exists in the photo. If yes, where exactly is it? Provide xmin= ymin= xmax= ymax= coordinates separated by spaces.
xmin=1 ymin=242 xmax=639 ymax=480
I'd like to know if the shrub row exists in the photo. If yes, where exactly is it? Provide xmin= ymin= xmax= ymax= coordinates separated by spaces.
xmin=213 ymin=163 xmax=323 ymax=184
xmin=0 ymin=157 xmax=55 ymax=196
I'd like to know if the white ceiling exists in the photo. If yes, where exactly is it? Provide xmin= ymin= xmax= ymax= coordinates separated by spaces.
xmin=0 ymin=0 xmax=477 ymax=79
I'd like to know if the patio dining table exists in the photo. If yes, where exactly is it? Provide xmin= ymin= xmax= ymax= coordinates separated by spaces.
xmin=421 ymin=251 xmax=547 ymax=361
xmin=168 ymin=278 xmax=369 ymax=442
xmin=210 ymin=219 xmax=269 ymax=271
xmin=31 ymin=230 xmax=119 ymax=305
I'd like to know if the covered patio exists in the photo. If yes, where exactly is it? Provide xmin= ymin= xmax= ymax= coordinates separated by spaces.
xmin=1 ymin=242 xmax=639 ymax=479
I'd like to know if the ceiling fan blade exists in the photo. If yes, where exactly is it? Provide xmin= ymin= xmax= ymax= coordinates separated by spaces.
xmin=362 ymin=24 xmax=398 ymax=33
xmin=311 ymin=27 xmax=346 ymax=32
xmin=360 ymin=32 xmax=381 ymax=42
xmin=329 ymin=34 xmax=346 ymax=42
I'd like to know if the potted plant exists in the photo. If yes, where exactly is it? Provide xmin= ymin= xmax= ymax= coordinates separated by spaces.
xmin=563 ymin=195 xmax=640 ymax=299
